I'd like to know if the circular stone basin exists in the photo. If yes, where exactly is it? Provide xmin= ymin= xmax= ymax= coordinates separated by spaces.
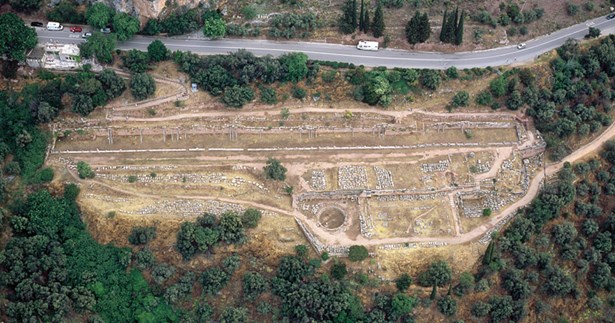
xmin=318 ymin=207 xmax=346 ymax=230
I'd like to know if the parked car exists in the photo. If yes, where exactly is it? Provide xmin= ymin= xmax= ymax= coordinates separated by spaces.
xmin=30 ymin=21 xmax=44 ymax=27
xmin=82 ymin=32 xmax=92 ymax=38
xmin=607 ymin=13 xmax=615 ymax=20
xmin=517 ymin=43 xmax=527 ymax=50
xmin=100 ymin=27 xmax=111 ymax=34
xmin=46 ymin=22 xmax=64 ymax=31
xmin=70 ymin=26 xmax=82 ymax=33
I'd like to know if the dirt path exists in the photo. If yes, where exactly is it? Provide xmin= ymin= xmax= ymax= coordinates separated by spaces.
xmin=105 ymin=69 xmax=189 ymax=112
xmin=104 ymin=106 xmax=522 ymax=123
xmin=474 ymin=147 xmax=512 ymax=181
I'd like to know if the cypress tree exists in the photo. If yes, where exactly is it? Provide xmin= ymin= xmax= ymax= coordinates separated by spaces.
xmin=430 ymin=284 xmax=437 ymax=299
xmin=419 ymin=12 xmax=431 ymax=43
xmin=439 ymin=9 xmax=448 ymax=42
xmin=351 ymin=0 xmax=358 ymax=29
xmin=452 ymin=7 xmax=459 ymax=35
xmin=373 ymin=2 xmax=385 ymax=38
xmin=340 ymin=0 xmax=357 ymax=34
xmin=446 ymin=10 xmax=456 ymax=43
xmin=442 ymin=8 xmax=457 ymax=43
xmin=455 ymin=9 xmax=464 ymax=45
xmin=359 ymin=0 xmax=365 ymax=32
xmin=483 ymin=241 xmax=494 ymax=265
xmin=406 ymin=11 xmax=430 ymax=44
xmin=364 ymin=6 xmax=370 ymax=33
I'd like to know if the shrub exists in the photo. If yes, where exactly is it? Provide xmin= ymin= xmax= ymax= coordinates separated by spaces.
xmin=396 ymin=273 xmax=412 ymax=291
xmin=77 ymin=161 xmax=95 ymax=179
xmin=322 ymin=70 xmax=337 ymax=83
xmin=331 ymin=262 xmax=348 ymax=280
xmin=219 ymin=211 xmax=246 ymax=244
xmin=586 ymin=27 xmax=601 ymax=39
xmin=202 ymin=267 xmax=230 ymax=295
xmin=321 ymin=252 xmax=330 ymax=261
xmin=490 ymin=76 xmax=507 ymax=97
xmin=127 ymin=175 xmax=138 ymax=183
xmin=135 ymin=247 xmax=155 ymax=269
xmin=584 ymin=2 xmax=595 ymax=11
xmin=264 ymin=157 xmax=287 ymax=181
xmin=295 ymin=244 xmax=309 ymax=258
xmin=437 ymin=296 xmax=457 ymax=316
xmin=292 ymin=87 xmax=307 ymax=100
xmin=566 ymin=2 xmax=579 ymax=16
xmin=152 ymin=263 xmax=176 ymax=284
xmin=37 ymin=167 xmax=54 ymax=183
xmin=472 ymin=301 xmax=492 ymax=317
xmin=259 ymin=86 xmax=277 ymax=104
xmin=242 ymin=271 xmax=267 ymax=300
xmin=223 ymin=254 xmax=241 ymax=274
xmin=348 ymin=245 xmax=369 ymax=262
xmin=420 ymin=70 xmax=441 ymax=90
xmin=446 ymin=67 xmax=459 ymax=79
xmin=483 ymin=208 xmax=492 ymax=216
xmin=241 ymin=5 xmax=257 ymax=20
xmin=128 ymin=226 xmax=157 ymax=245
xmin=223 ymin=85 xmax=254 ymax=108
xmin=450 ymin=91 xmax=470 ymax=108
xmin=241 ymin=208 xmax=262 ymax=228
xmin=63 ymin=183 xmax=81 ymax=200
xmin=476 ymin=91 xmax=494 ymax=106
xmin=142 ymin=19 xmax=160 ymax=35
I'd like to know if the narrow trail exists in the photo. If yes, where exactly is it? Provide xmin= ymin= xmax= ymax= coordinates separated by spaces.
xmin=474 ymin=147 xmax=512 ymax=181
xmin=105 ymin=68 xmax=189 ymax=112
xmin=104 ymin=105 xmax=523 ymax=123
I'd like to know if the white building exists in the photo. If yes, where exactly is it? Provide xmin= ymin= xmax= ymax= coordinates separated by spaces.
xmin=27 ymin=43 xmax=98 ymax=70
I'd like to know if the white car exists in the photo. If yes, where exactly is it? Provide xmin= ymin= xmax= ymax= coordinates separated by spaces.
xmin=517 ymin=43 xmax=527 ymax=50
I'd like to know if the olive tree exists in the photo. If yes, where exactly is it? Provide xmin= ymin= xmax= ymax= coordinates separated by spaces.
xmin=130 ymin=73 xmax=156 ymax=100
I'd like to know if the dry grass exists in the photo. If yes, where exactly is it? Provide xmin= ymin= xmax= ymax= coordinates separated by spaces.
xmin=368 ymin=198 xmax=454 ymax=238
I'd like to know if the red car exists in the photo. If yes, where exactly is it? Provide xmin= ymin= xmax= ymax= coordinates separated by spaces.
xmin=69 ymin=26 xmax=82 ymax=33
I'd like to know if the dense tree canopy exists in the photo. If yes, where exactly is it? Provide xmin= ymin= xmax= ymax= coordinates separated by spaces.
xmin=418 ymin=260 xmax=452 ymax=287
xmin=79 ymin=32 xmax=116 ymax=63
xmin=0 ymin=13 xmax=38 ymax=62
xmin=203 ymin=16 xmax=226 ymax=39
xmin=9 ymin=0 xmax=41 ymax=13
xmin=147 ymin=40 xmax=169 ymax=62
xmin=47 ymin=1 xmax=85 ymax=24
xmin=86 ymin=3 xmax=115 ymax=29
xmin=130 ymin=73 xmax=156 ymax=100
xmin=113 ymin=12 xmax=140 ymax=41
xmin=122 ymin=49 xmax=150 ymax=73
xmin=405 ymin=12 xmax=430 ymax=44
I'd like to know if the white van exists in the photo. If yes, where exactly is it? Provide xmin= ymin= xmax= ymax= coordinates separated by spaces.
xmin=46 ymin=22 xmax=64 ymax=31
xmin=356 ymin=41 xmax=379 ymax=51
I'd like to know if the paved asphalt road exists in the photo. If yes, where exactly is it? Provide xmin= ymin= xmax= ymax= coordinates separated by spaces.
xmin=35 ymin=15 xmax=615 ymax=69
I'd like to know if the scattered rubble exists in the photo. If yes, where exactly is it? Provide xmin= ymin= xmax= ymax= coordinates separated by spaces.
xmin=311 ymin=170 xmax=326 ymax=190
xmin=338 ymin=166 xmax=368 ymax=190
xmin=374 ymin=166 xmax=394 ymax=189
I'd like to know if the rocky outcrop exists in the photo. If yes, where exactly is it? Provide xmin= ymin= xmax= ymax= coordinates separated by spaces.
xmin=90 ymin=0 xmax=222 ymax=22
